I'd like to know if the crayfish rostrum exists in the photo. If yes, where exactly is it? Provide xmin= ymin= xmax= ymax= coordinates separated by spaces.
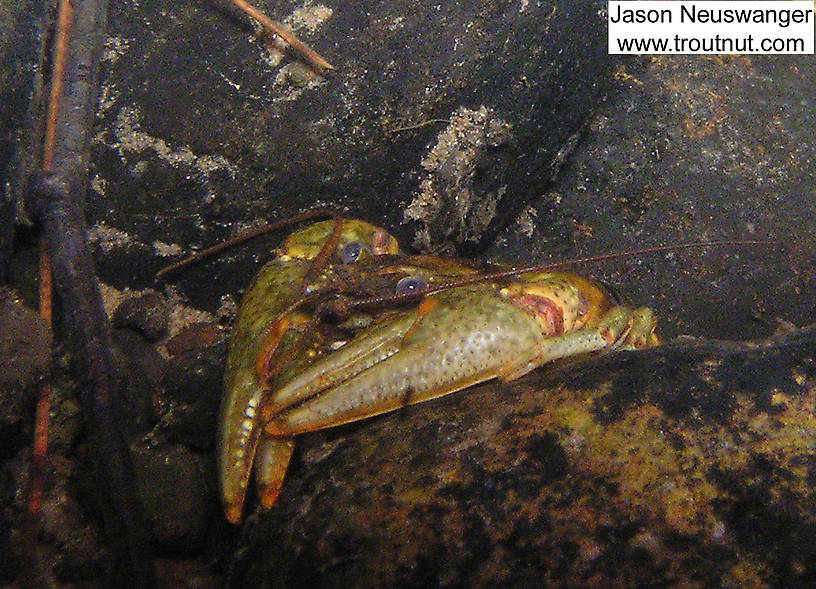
xmin=216 ymin=218 xmax=659 ymax=524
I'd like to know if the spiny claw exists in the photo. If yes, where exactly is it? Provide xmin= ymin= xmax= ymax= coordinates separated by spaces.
xmin=265 ymin=273 xmax=659 ymax=437
xmin=265 ymin=286 xmax=546 ymax=435
xmin=264 ymin=312 xmax=420 ymax=416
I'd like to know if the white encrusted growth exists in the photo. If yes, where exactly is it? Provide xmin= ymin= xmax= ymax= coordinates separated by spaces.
xmin=515 ymin=206 xmax=538 ymax=238
xmin=102 ymin=36 xmax=131 ymax=63
xmin=152 ymin=240 xmax=183 ymax=257
xmin=259 ymin=2 xmax=333 ymax=70
xmin=107 ymin=106 xmax=236 ymax=181
xmin=404 ymin=106 xmax=513 ymax=251
xmin=88 ymin=222 xmax=135 ymax=253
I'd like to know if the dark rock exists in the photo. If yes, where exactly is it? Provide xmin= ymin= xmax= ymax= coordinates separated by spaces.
xmin=46 ymin=380 xmax=83 ymax=457
xmin=166 ymin=322 xmax=225 ymax=357
xmin=228 ymin=328 xmax=816 ymax=587
xmin=160 ymin=339 xmax=227 ymax=451
xmin=112 ymin=291 xmax=170 ymax=341
xmin=0 ymin=290 xmax=51 ymax=393
xmin=131 ymin=442 xmax=214 ymax=555
xmin=0 ymin=0 xmax=49 ymax=281
xmin=160 ymin=396 xmax=221 ymax=452
xmin=487 ymin=55 xmax=816 ymax=341
xmin=87 ymin=0 xmax=624 ymax=311
xmin=155 ymin=557 xmax=224 ymax=589
xmin=38 ymin=476 xmax=110 ymax=583
xmin=111 ymin=327 xmax=165 ymax=435
xmin=0 ymin=448 xmax=26 ymax=583
xmin=0 ymin=380 xmax=90 ymax=585
xmin=162 ymin=340 xmax=227 ymax=405
xmin=0 ymin=290 xmax=51 ymax=455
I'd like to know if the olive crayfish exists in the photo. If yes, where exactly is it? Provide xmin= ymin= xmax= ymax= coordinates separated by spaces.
xmin=207 ymin=217 xmax=661 ymax=524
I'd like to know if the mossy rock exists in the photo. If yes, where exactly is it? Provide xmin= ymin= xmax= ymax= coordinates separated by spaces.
xmin=228 ymin=327 xmax=816 ymax=587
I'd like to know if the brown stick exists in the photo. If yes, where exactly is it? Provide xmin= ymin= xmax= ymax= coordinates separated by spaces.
xmin=228 ymin=0 xmax=334 ymax=70
xmin=27 ymin=0 xmax=156 ymax=585
xmin=41 ymin=0 xmax=73 ymax=170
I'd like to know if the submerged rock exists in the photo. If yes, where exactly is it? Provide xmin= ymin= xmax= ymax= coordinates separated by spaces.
xmin=89 ymin=0 xmax=623 ymax=310
xmin=0 ymin=291 xmax=51 ymax=443
xmin=160 ymin=324 xmax=227 ymax=451
xmin=112 ymin=291 xmax=170 ymax=341
xmin=132 ymin=442 xmax=214 ymax=555
xmin=228 ymin=327 xmax=816 ymax=587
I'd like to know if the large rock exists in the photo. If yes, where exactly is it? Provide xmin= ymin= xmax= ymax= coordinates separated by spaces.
xmin=131 ymin=442 xmax=214 ymax=555
xmin=0 ymin=0 xmax=48 ymax=281
xmin=485 ymin=55 xmax=816 ymax=341
xmin=88 ymin=0 xmax=623 ymax=309
xmin=0 ymin=291 xmax=51 ymax=440
xmin=228 ymin=327 xmax=816 ymax=587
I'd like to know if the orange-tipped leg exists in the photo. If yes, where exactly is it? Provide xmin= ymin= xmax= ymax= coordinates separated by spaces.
xmin=255 ymin=436 xmax=296 ymax=509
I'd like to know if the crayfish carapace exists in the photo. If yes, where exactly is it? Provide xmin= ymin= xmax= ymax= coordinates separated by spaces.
xmin=214 ymin=217 xmax=659 ymax=524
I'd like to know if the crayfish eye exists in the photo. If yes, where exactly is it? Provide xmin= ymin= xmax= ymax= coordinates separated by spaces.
xmin=395 ymin=275 xmax=428 ymax=296
xmin=339 ymin=241 xmax=363 ymax=264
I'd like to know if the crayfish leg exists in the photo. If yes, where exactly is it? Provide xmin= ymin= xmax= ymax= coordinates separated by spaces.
xmin=622 ymin=307 xmax=660 ymax=349
xmin=497 ymin=305 xmax=656 ymax=382
xmin=255 ymin=435 xmax=296 ymax=509
xmin=254 ymin=316 xmax=293 ymax=385
xmin=254 ymin=312 xmax=313 ymax=385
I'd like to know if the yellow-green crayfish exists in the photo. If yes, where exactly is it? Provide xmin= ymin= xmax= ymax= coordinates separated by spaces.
xmin=215 ymin=218 xmax=659 ymax=524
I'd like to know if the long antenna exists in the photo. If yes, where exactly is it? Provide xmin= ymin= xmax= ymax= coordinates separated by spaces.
xmin=156 ymin=209 xmax=340 ymax=278
xmin=344 ymin=239 xmax=777 ymax=309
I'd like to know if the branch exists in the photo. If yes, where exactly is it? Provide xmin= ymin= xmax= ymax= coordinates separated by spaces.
xmin=27 ymin=0 xmax=156 ymax=585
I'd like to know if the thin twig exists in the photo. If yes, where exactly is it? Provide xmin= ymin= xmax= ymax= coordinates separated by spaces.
xmin=41 ymin=0 xmax=72 ymax=170
xmin=22 ymin=0 xmax=73 ymax=581
xmin=229 ymin=0 xmax=334 ymax=70
xmin=388 ymin=119 xmax=451 ymax=134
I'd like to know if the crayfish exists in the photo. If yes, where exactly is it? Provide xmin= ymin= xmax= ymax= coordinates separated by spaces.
xmin=203 ymin=216 xmax=660 ymax=524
